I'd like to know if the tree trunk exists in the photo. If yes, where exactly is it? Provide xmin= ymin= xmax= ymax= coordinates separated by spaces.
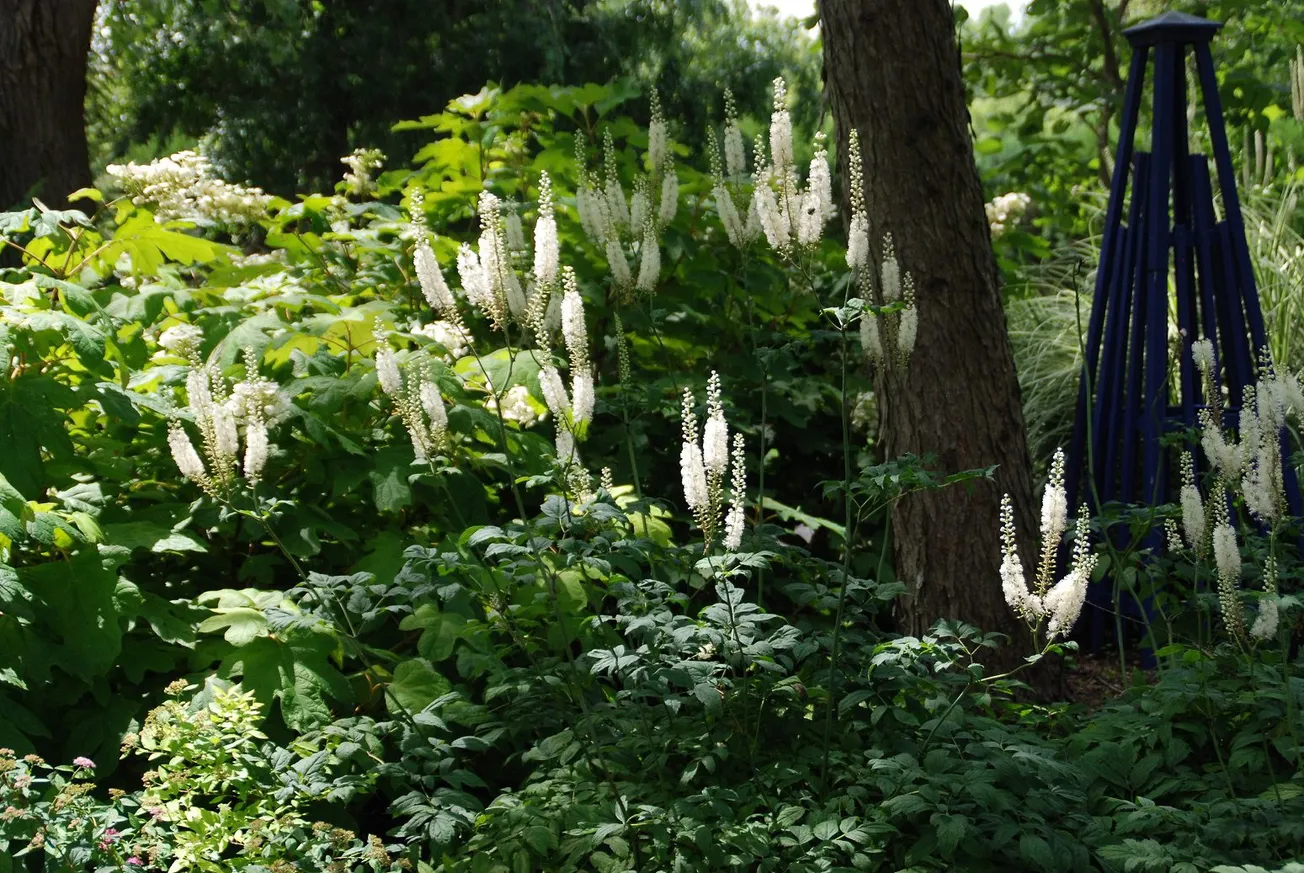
xmin=820 ymin=0 xmax=1039 ymax=649
xmin=0 ymin=0 xmax=98 ymax=210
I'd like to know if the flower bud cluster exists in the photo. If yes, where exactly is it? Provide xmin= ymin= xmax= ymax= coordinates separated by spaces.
xmin=999 ymin=448 xmax=1096 ymax=643
xmin=168 ymin=345 xmax=285 ymax=495
xmin=575 ymin=103 xmax=676 ymax=298
xmin=340 ymin=148 xmax=386 ymax=199
xmin=1183 ymin=339 xmax=1304 ymax=642
xmin=107 ymin=150 xmax=271 ymax=225
xmin=374 ymin=333 xmax=449 ymax=463
xmin=681 ymin=372 xmax=748 ymax=551
xmin=744 ymin=78 xmax=831 ymax=258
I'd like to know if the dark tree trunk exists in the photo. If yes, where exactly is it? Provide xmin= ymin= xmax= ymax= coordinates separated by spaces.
xmin=820 ymin=0 xmax=1039 ymax=648
xmin=0 ymin=0 xmax=98 ymax=210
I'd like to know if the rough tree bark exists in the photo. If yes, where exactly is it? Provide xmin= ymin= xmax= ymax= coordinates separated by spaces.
xmin=0 ymin=0 xmax=99 ymax=209
xmin=819 ymin=0 xmax=1039 ymax=646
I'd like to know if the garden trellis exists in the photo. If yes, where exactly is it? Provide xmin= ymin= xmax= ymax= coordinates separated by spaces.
xmin=1065 ymin=11 xmax=1304 ymax=640
xmin=1067 ymin=12 xmax=1304 ymax=524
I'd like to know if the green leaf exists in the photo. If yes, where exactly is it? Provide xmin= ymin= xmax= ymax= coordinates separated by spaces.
xmin=400 ymin=606 xmax=466 ymax=663
xmin=934 ymin=813 xmax=967 ymax=855
xmin=693 ymin=682 xmax=722 ymax=716
xmin=198 ymin=607 xmax=269 ymax=646
xmin=103 ymin=521 xmax=207 ymax=553
xmin=369 ymin=445 xmax=414 ymax=513
xmin=389 ymin=658 xmax=451 ymax=714
xmin=20 ymin=553 xmax=122 ymax=681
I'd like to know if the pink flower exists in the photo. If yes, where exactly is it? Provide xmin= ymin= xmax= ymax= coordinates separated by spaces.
xmin=72 ymin=756 xmax=96 ymax=769
xmin=126 ymin=858 xmax=143 ymax=867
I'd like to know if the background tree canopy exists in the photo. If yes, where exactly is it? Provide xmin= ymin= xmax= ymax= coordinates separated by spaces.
xmin=89 ymin=0 xmax=821 ymax=193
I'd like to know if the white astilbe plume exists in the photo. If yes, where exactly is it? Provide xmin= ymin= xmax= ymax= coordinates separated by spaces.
xmin=648 ymin=90 xmax=668 ymax=174
xmin=744 ymin=184 xmax=762 ymax=242
xmin=420 ymin=381 xmax=448 ymax=431
xmin=1212 ymin=515 xmax=1246 ymax=640
xmin=539 ymin=365 xmax=571 ymax=419
xmin=723 ymin=90 xmax=746 ymax=179
xmin=659 ymin=162 xmax=678 ymax=227
xmin=1040 ymin=448 xmax=1069 ymax=545
xmin=753 ymin=182 xmax=788 ymax=252
xmin=375 ymin=342 xmax=402 ymax=397
xmin=606 ymin=238 xmax=631 ymax=289
xmin=861 ymin=314 xmax=885 ymax=367
xmin=1165 ymin=518 xmax=1185 ymax=554
xmin=560 ymin=269 xmax=589 ymax=371
xmin=680 ymin=390 xmax=709 ymax=512
xmin=796 ymin=189 xmax=823 ymax=246
xmin=630 ymin=183 xmax=649 ymax=235
xmin=1044 ymin=509 xmax=1096 ymax=641
xmin=1212 ymin=522 xmax=1240 ymax=585
xmin=999 ymin=494 xmax=1038 ymax=619
xmin=415 ymin=235 xmax=456 ymax=314
xmin=636 ymin=223 xmax=660 ymax=293
xmin=808 ymin=131 xmax=834 ymax=223
xmin=847 ymin=213 xmax=870 ymax=274
xmin=533 ymin=172 xmax=559 ymax=289
xmin=504 ymin=205 xmax=526 ymax=253
xmin=722 ymin=432 xmax=747 ymax=552
xmin=769 ymin=78 xmax=794 ymax=172
xmin=1252 ymin=597 xmax=1280 ymax=640
xmin=1251 ymin=554 xmax=1280 ymax=641
xmin=897 ymin=276 xmax=918 ymax=362
xmin=243 ymin=420 xmax=269 ymax=482
xmin=168 ymin=423 xmax=207 ymax=483
xmin=457 ymin=244 xmax=493 ymax=315
xmin=571 ymin=368 xmax=595 ymax=428
xmin=1000 ymin=449 xmax=1095 ymax=642
xmin=880 ymin=235 xmax=901 ymax=302
xmin=702 ymin=371 xmax=729 ymax=475
xmin=1179 ymin=451 xmax=1206 ymax=552
xmin=604 ymin=131 xmax=631 ymax=232
xmin=1191 ymin=337 xmax=1215 ymax=376
xmin=556 ymin=428 xmax=577 ymax=465
xmin=715 ymin=184 xmax=745 ymax=247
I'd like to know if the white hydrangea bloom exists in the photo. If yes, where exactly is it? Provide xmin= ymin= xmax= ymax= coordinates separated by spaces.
xmin=158 ymin=323 xmax=203 ymax=356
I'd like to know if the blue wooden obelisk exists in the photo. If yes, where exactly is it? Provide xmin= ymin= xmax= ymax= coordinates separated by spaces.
xmin=1065 ymin=13 xmax=1303 ymax=637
